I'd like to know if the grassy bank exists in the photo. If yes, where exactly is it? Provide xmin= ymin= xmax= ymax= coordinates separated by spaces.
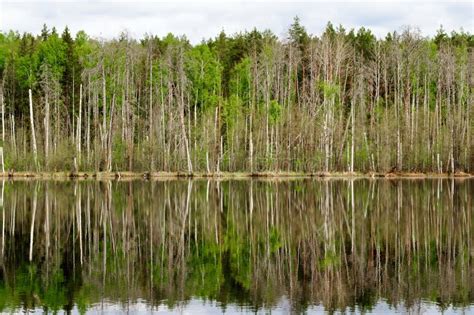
xmin=0 ymin=171 xmax=472 ymax=180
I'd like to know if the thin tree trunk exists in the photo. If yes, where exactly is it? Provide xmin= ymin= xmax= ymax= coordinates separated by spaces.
xmin=249 ymin=112 xmax=254 ymax=173
xmin=1 ymin=88 xmax=4 ymax=144
xmin=107 ymin=94 xmax=116 ymax=172
xmin=86 ymin=76 xmax=91 ymax=166
xmin=102 ymin=67 xmax=107 ymax=154
xmin=10 ymin=114 xmax=16 ymax=155
xmin=29 ymin=89 xmax=38 ymax=169
xmin=76 ymin=84 xmax=83 ymax=165
xmin=350 ymin=98 xmax=355 ymax=173
xmin=178 ymin=48 xmax=193 ymax=174
xmin=180 ymin=103 xmax=192 ymax=174
xmin=149 ymin=53 xmax=154 ymax=171
xmin=44 ymin=88 xmax=50 ymax=164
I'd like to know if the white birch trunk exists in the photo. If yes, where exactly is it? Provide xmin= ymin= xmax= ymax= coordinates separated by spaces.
xmin=29 ymin=89 xmax=38 ymax=168
xmin=76 ymin=84 xmax=83 ymax=164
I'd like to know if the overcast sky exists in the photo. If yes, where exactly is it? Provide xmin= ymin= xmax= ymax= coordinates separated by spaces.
xmin=0 ymin=1 xmax=473 ymax=43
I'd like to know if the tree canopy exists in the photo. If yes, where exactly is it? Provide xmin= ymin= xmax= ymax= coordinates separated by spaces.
xmin=0 ymin=20 xmax=472 ymax=173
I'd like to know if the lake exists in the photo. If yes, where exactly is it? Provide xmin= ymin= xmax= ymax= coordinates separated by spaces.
xmin=0 ymin=178 xmax=472 ymax=314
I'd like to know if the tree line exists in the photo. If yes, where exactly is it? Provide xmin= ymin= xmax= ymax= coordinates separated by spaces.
xmin=0 ymin=19 xmax=472 ymax=173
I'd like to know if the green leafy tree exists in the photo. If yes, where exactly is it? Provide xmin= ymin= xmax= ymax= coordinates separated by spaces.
xmin=186 ymin=43 xmax=221 ymax=111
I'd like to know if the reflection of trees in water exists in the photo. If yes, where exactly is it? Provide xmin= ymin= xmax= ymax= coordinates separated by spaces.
xmin=0 ymin=179 xmax=472 ymax=312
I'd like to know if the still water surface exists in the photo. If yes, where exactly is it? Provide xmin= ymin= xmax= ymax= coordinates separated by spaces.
xmin=0 ymin=178 xmax=472 ymax=314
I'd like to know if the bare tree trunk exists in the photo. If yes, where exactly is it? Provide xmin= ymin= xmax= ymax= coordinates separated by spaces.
xmin=178 ymin=48 xmax=193 ymax=174
xmin=29 ymin=89 xmax=38 ymax=169
xmin=0 ymin=148 xmax=4 ymax=174
xmin=72 ymin=69 xmax=75 ymax=146
xmin=249 ymin=113 xmax=254 ymax=173
xmin=1 ymin=88 xmax=4 ymax=144
xmin=102 ymin=67 xmax=107 ymax=156
xmin=44 ymin=88 xmax=50 ymax=164
xmin=149 ymin=53 xmax=154 ymax=171
xmin=86 ymin=76 xmax=91 ymax=166
xmin=396 ymin=63 xmax=402 ymax=171
xmin=350 ymin=98 xmax=355 ymax=173
xmin=10 ymin=114 xmax=16 ymax=155
xmin=180 ymin=103 xmax=192 ymax=174
xmin=0 ymin=88 xmax=4 ymax=174
xmin=107 ymin=94 xmax=116 ymax=172
xmin=54 ymin=87 xmax=59 ymax=154
xmin=76 ymin=84 xmax=83 ymax=165
xmin=214 ymin=107 xmax=220 ymax=173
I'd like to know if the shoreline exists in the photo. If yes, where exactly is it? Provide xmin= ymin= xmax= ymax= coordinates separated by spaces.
xmin=0 ymin=171 xmax=472 ymax=180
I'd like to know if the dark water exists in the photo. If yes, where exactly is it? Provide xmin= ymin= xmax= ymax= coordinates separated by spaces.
xmin=0 ymin=178 xmax=472 ymax=314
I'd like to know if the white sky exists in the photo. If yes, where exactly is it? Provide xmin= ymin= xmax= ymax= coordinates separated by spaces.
xmin=0 ymin=0 xmax=473 ymax=43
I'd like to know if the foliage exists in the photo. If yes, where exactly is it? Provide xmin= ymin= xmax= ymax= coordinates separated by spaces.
xmin=0 ymin=21 xmax=472 ymax=173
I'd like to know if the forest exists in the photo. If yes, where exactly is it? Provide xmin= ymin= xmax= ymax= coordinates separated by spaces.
xmin=0 ymin=18 xmax=472 ymax=173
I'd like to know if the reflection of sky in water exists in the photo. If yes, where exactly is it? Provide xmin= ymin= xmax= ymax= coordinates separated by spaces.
xmin=9 ymin=299 xmax=474 ymax=314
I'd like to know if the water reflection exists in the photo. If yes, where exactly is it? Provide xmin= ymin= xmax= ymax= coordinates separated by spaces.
xmin=0 ymin=178 xmax=472 ymax=313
